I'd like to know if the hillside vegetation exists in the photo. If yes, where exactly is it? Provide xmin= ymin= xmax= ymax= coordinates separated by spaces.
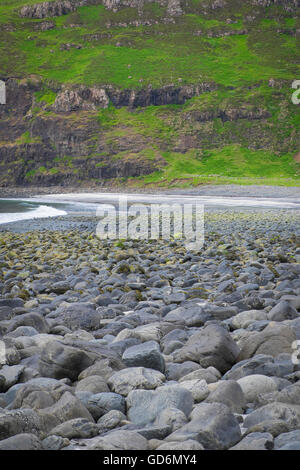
xmin=0 ymin=0 xmax=299 ymax=187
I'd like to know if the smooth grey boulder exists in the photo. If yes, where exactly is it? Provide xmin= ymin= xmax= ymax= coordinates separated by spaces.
xmin=244 ymin=420 xmax=292 ymax=437
xmin=108 ymin=367 xmax=165 ymax=396
xmin=154 ymin=407 xmax=188 ymax=432
xmin=166 ymin=402 xmax=242 ymax=450
xmin=164 ymin=305 xmax=205 ymax=327
xmin=77 ymin=359 xmax=116 ymax=382
xmin=38 ymin=341 xmax=96 ymax=381
xmin=122 ymin=341 xmax=165 ymax=373
xmin=126 ymin=385 xmax=194 ymax=427
xmin=257 ymin=383 xmax=300 ymax=407
xmin=243 ymin=402 xmax=300 ymax=429
xmin=0 ymin=408 xmax=42 ymax=440
xmin=0 ymin=433 xmax=43 ymax=450
xmin=5 ymin=313 xmax=50 ymax=334
xmin=75 ymin=375 xmax=109 ymax=394
xmin=229 ymin=432 xmax=273 ymax=450
xmin=136 ymin=425 xmax=171 ymax=440
xmin=173 ymin=324 xmax=240 ymax=374
xmin=49 ymin=303 xmax=101 ymax=331
xmin=274 ymin=430 xmax=300 ymax=449
xmin=237 ymin=323 xmax=296 ymax=361
xmin=6 ymin=326 xmax=39 ymax=338
xmin=0 ymin=365 xmax=25 ymax=392
xmin=223 ymin=354 xmax=294 ymax=381
xmin=38 ymin=391 xmax=94 ymax=433
xmin=97 ymin=410 xmax=127 ymax=432
xmin=205 ymin=380 xmax=246 ymax=413
xmin=179 ymin=379 xmax=209 ymax=403
xmin=179 ymin=366 xmax=221 ymax=384
xmin=48 ymin=418 xmax=99 ymax=439
xmin=65 ymin=430 xmax=149 ymax=450
xmin=0 ymin=299 xmax=24 ymax=309
xmin=237 ymin=375 xmax=278 ymax=403
xmin=165 ymin=362 xmax=201 ymax=381
xmin=10 ymin=380 xmax=72 ymax=411
xmin=279 ymin=442 xmax=300 ymax=450
xmin=230 ymin=310 xmax=268 ymax=330
xmin=42 ymin=435 xmax=70 ymax=450
xmin=82 ymin=392 xmax=126 ymax=421
xmin=156 ymin=440 xmax=204 ymax=450
xmin=268 ymin=301 xmax=298 ymax=322
xmin=93 ymin=429 xmax=149 ymax=450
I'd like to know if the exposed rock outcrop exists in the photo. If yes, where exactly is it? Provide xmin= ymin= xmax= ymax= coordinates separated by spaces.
xmin=20 ymin=1 xmax=88 ymax=19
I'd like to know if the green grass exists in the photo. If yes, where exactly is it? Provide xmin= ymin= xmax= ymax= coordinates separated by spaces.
xmin=35 ymin=89 xmax=57 ymax=105
xmin=0 ymin=3 xmax=298 ymax=88
xmin=137 ymin=145 xmax=299 ymax=182
xmin=16 ymin=131 xmax=42 ymax=144
xmin=0 ymin=0 xmax=299 ymax=187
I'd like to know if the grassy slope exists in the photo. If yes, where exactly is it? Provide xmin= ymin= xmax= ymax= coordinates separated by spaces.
xmin=0 ymin=0 xmax=299 ymax=186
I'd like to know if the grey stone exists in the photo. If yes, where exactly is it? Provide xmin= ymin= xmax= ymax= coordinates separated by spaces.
xmin=122 ymin=341 xmax=165 ymax=373
xmin=230 ymin=310 xmax=268 ymax=330
xmin=174 ymin=324 xmax=240 ymax=374
xmin=77 ymin=358 xmax=118 ymax=382
xmin=84 ymin=392 xmax=126 ymax=421
xmin=0 ymin=408 xmax=42 ymax=440
xmin=75 ymin=375 xmax=109 ymax=394
xmin=0 ymin=365 xmax=25 ymax=392
xmin=6 ymin=312 xmax=50 ymax=334
xmin=79 ymin=430 xmax=149 ymax=450
xmin=244 ymin=420 xmax=292 ymax=437
xmin=244 ymin=402 xmax=300 ymax=429
xmin=97 ymin=410 xmax=126 ymax=431
xmin=274 ymin=430 xmax=300 ymax=449
xmin=38 ymin=341 xmax=96 ymax=381
xmin=237 ymin=375 xmax=278 ymax=403
xmin=205 ymin=380 xmax=245 ymax=413
xmin=257 ymin=383 xmax=300 ymax=407
xmin=50 ymin=303 xmax=101 ymax=332
xmin=38 ymin=391 xmax=94 ymax=432
xmin=164 ymin=305 xmax=205 ymax=327
xmin=230 ymin=432 xmax=273 ymax=450
xmin=156 ymin=440 xmax=204 ymax=450
xmin=108 ymin=367 xmax=165 ymax=396
xmin=237 ymin=323 xmax=296 ymax=361
xmin=179 ymin=366 xmax=221 ymax=384
xmin=154 ymin=407 xmax=188 ymax=432
xmin=49 ymin=418 xmax=99 ymax=439
xmin=0 ymin=433 xmax=43 ymax=450
xmin=279 ymin=442 xmax=300 ymax=450
xmin=223 ymin=354 xmax=294 ymax=381
xmin=42 ymin=435 xmax=70 ymax=450
xmin=6 ymin=326 xmax=39 ymax=338
xmin=136 ymin=425 xmax=172 ymax=440
xmin=179 ymin=379 xmax=209 ymax=403
xmin=268 ymin=301 xmax=298 ymax=322
xmin=166 ymin=402 xmax=242 ymax=450
xmin=165 ymin=362 xmax=201 ymax=381
xmin=126 ymin=385 xmax=194 ymax=427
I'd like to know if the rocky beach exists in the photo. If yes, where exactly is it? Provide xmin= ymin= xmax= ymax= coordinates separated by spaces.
xmin=0 ymin=198 xmax=299 ymax=451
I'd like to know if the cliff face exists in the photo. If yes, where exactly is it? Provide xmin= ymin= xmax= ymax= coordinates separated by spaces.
xmin=0 ymin=0 xmax=299 ymax=186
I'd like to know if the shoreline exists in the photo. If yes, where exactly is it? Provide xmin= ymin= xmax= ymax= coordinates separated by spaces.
xmin=0 ymin=184 xmax=300 ymax=199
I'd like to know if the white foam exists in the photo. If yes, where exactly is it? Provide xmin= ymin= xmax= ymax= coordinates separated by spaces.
xmin=0 ymin=205 xmax=67 ymax=225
